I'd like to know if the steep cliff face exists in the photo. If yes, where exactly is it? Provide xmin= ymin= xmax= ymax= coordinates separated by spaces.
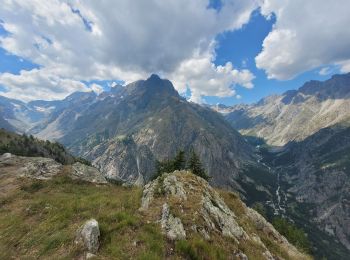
xmin=32 ymin=75 xmax=260 ymax=191
xmin=224 ymin=73 xmax=350 ymax=146
xmin=269 ymin=124 xmax=350 ymax=252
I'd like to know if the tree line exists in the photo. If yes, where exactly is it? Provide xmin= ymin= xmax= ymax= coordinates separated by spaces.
xmin=153 ymin=149 xmax=209 ymax=180
xmin=0 ymin=129 xmax=90 ymax=165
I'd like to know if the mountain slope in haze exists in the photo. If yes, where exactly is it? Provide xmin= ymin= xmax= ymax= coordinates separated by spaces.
xmin=0 ymin=95 xmax=67 ymax=133
xmin=29 ymin=75 xmax=272 ymax=194
xmin=223 ymin=73 xmax=350 ymax=146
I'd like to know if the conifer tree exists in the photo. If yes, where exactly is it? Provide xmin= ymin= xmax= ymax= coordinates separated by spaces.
xmin=188 ymin=149 xmax=209 ymax=180
xmin=173 ymin=150 xmax=186 ymax=170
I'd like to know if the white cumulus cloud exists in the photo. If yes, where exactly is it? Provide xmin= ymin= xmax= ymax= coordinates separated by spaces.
xmin=256 ymin=0 xmax=350 ymax=80
xmin=0 ymin=0 xmax=258 ymax=102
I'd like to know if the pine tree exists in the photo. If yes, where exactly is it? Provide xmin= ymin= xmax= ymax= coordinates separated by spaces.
xmin=188 ymin=150 xmax=209 ymax=180
xmin=173 ymin=150 xmax=186 ymax=170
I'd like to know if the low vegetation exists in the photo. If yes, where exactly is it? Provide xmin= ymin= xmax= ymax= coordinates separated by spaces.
xmin=272 ymin=217 xmax=311 ymax=253
xmin=0 ymin=166 xmax=312 ymax=259
xmin=0 ymin=168 xmax=165 ymax=259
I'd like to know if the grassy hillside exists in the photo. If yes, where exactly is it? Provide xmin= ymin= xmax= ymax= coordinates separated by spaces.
xmin=0 ymin=165 xmax=311 ymax=259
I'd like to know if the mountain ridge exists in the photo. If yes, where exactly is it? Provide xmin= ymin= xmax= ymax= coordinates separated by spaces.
xmin=221 ymin=73 xmax=350 ymax=146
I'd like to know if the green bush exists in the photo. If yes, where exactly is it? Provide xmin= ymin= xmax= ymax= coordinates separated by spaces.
xmin=175 ymin=239 xmax=225 ymax=260
xmin=272 ymin=217 xmax=311 ymax=252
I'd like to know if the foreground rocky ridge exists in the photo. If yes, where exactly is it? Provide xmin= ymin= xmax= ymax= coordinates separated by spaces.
xmin=0 ymin=154 xmax=310 ymax=259
xmin=140 ymin=171 xmax=310 ymax=259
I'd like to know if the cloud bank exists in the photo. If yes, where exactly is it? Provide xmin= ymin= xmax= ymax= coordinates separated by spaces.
xmin=0 ymin=0 xmax=258 ymax=101
xmin=256 ymin=0 xmax=350 ymax=80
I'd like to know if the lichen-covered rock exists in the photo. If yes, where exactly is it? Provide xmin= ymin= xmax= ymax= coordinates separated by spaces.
xmin=71 ymin=162 xmax=107 ymax=184
xmin=162 ymin=173 xmax=187 ymax=200
xmin=161 ymin=203 xmax=186 ymax=240
xmin=0 ymin=154 xmax=63 ymax=179
xmin=139 ymin=171 xmax=310 ymax=260
xmin=75 ymin=219 xmax=100 ymax=254
xmin=139 ymin=171 xmax=245 ymax=241
xmin=201 ymin=191 xmax=245 ymax=240
xmin=139 ymin=180 xmax=158 ymax=210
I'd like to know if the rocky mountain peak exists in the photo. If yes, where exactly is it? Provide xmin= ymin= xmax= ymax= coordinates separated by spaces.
xmin=126 ymin=74 xmax=179 ymax=99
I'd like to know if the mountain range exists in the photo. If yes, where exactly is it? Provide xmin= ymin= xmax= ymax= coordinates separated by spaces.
xmin=220 ymin=73 xmax=350 ymax=146
xmin=0 ymin=75 xmax=273 ymax=195
xmin=1 ymin=73 xmax=350 ymax=258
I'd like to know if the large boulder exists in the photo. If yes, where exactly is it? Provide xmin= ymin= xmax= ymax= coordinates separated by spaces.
xmin=71 ymin=162 xmax=107 ymax=184
xmin=75 ymin=219 xmax=100 ymax=254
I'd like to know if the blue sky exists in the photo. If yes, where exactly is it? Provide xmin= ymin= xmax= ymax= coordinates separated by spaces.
xmin=0 ymin=1 xmax=348 ymax=103
xmin=204 ymin=8 xmax=339 ymax=105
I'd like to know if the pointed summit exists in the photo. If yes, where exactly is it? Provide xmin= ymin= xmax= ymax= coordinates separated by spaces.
xmin=147 ymin=74 xmax=161 ymax=81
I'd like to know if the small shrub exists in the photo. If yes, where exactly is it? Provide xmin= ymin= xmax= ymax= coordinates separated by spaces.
xmin=175 ymin=238 xmax=225 ymax=260
xmin=272 ymin=217 xmax=311 ymax=252
xmin=20 ymin=181 xmax=45 ymax=193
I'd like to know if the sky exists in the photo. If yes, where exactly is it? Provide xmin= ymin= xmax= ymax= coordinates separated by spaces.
xmin=0 ymin=0 xmax=350 ymax=105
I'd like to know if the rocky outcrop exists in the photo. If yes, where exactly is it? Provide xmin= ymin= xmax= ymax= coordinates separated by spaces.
xmin=0 ymin=153 xmax=107 ymax=185
xmin=139 ymin=171 xmax=310 ymax=260
xmin=161 ymin=203 xmax=186 ymax=240
xmin=201 ymin=190 xmax=245 ymax=241
xmin=0 ymin=153 xmax=63 ymax=179
xmin=71 ymin=162 xmax=107 ymax=184
xmin=75 ymin=219 xmax=100 ymax=254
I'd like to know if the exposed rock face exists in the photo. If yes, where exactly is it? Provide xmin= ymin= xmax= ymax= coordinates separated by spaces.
xmin=0 ymin=153 xmax=107 ymax=185
xmin=0 ymin=153 xmax=63 ymax=179
xmin=223 ymin=73 xmax=350 ymax=146
xmin=269 ymin=124 xmax=350 ymax=252
xmin=139 ymin=171 xmax=310 ymax=260
xmin=71 ymin=162 xmax=107 ymax=184
xmin=75 ymin=219 xmax=100 ymax=254
xmin=201 ymin=190 xmax=245 ymax=241
xmin=161 ymin=203 xmax=186 ymax=240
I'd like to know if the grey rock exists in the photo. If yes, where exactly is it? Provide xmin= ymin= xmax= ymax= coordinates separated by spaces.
xmin=0 ymin=155 xmax=63 ymax=180
xmin=71 ymin=162 xmax=107 ymax=184
xmin=139 ymin=180 xmax=158 ymax=210
xmin=201 ymin=191 xmax=245 ymax=240
xmin=234 ymin=251 xmax=249 ymax=260
xmin=1 ymin=152 xmax=12 ymax=159
xmin=86 ymin=252 xmax=97 ymax=259
xmin=161 ymin=203 xmax=186 ymax=240
xmin=75 ymin=219 xmax=100 ymax=254
xmin=162 ymin=172 xmax=187 ymax=200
